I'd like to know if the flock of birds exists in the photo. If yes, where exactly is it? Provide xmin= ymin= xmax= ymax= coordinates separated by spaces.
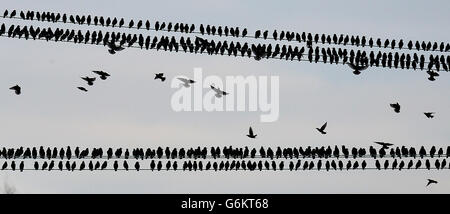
xmin=1 ymin=9 xmax=449 ymax=188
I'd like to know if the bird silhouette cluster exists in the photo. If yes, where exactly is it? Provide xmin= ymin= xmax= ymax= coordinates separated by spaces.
xmin=1 ymin=158 xmax=450 ymax=172
xmin=1 ymin=145 xmax=449 ymax=160
xmin=3 ymin=9 xmax=450 ymax=54
xmin=0 ymin=9 xmax=449 ymax=80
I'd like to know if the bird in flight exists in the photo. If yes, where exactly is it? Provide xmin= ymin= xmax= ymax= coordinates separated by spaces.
xmin=426 ymin=70 xmax=439 ymax=81
xmin=374 ymin=141 xmax=394 ymax=149
xmin=177 ymin=77 xmax=195 ymax=88
xmin=154 ymin=73 xmax=166 ymax=82
xmin=107 ymin=41 xmax=125 ymax=54
xmin=316 ymin=122 xmax=327 ymax=134
xmin=77 ymin=87 xmax=88 ymax=92
xmin=9 ymin=85 xmax=21 ymax=95
xmin=390 ymin=102 xmax=401 ymax=113
xmin=347 ymin=62 xmax=369 ymax=75
xmin=92 ymin=70 xmax=110 ymax=80
xmin=247 ymin=127 xmax=257 ymax=139
xmin=426 ymin=179 xmax=438 ymax=187
xmin=81 ymin=76 xmax=96 ymax=86
xmin=424 ymin=112 xmax=435 ymax=118
xmin=210 ymin=85 xmax=229 ymax=98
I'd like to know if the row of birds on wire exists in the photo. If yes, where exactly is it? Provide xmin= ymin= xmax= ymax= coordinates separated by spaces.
xmin=2 ymin=9 xmax=450 ymax=54
xmin=1 ymin=23 xmax=449 ymax=80
xmin=1 ymin=144 xmax=449 ymax=160
xmin=0 ymin=158 xmax=449 ymax=173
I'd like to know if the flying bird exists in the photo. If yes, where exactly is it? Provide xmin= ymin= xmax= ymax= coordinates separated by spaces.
xmin=210 ymin=85 xmax=229 ymax=98
xmin=424 ymin=112 xmax=435 ymax=118
xmin=347 ymin=62 xmax=369 ymax=75
xmin=77 ymin=87 xmax=88 ymax=92
xmin=247 ymin=127 xmax=257 ymax=139
xmin=427 ymin=70 xmax=439 ymax=81
xmin=81 ymin=76 xmax=96 ymax=86
xmin=92 ymin=70 xmax=110 ymax=80
xmin=426 ymin=179 xmax=438 ymax=187
xmin=316 ymin=122 xmax=327 ymax=134
xmin=374 ymin=141 xmax=394 ymax=149
xmin=177 ymin=77 xmax=195 ymax=88
xmin=107 ymin=41 xmax=125 ymax=54
xmin=154 ymin=73 xmax=166 ymax=82
xmin=390 ymin=102 xmax=401 ymax=113
xmin=9 ymin=85 xmax=21 ymax=95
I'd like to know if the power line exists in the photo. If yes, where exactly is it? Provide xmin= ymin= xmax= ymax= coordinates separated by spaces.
xmin=0 ymin=23 xmax=444 ymax=73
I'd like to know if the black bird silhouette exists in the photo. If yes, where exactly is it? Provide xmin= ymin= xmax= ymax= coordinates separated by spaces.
xmin=123 ymin=160 xmax=129 ymax=171
xmin=135 ymin=161 xmax=140 ymax=171
xmin=154 ymin=73 xmax=166 ymax=82
xmin=81 ymin=76 xmax=96 ymax=86
xmin=390 ymin=102 xmax=401 ymax=113
xmin=316 ymin=122 xmax=327 ymax=134
xmin=77 ymin=87 xmax=88 ymax=92
xmin=427 ymin=70 xmax=439 ymax=81
xmin=374 ymin=141 xmax=394 ymax=149
xmin=247 ymin=127 xmax=257 ymax=138
xmin=92 ymin=70 xmax=110 ymax=80
xmin=347 ymin=62 xmax=369 ymax=75
xmin=426 ymin=179 xmax=438 ymax=187
xmin=424 ymin=112 xmax=435 ymax=118
xmin=107 ymin=41 xmax=125 ymax=54
xmin=210 ymin=85 xmax=229 ymax=98
xmin=9 ymin=85 xmax=21 ymax=95
xmin=177 ymin=77 xmax=195 ymax=88
xmin=113 ymin=160 xmax=118 ymax=171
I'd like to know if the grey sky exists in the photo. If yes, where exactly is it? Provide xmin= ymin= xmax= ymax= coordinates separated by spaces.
xmin=1 ymin=0 xmax=450 ymax=193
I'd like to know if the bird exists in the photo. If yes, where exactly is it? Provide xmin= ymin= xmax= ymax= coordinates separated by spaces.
xmin=9 ymin=85 xmax=21 ymax=95
xmin=247 ymin=127 xmax=257 ymax=139
xmin=177 ymin=77 xmax=195 ymax=88
xmin=154 ymin=73 xmax=166 ymax=82
xmin=374 ymin=141 xmax=394 ymax=149
xmin=210 ymin=85 xmax=229 ymax=98
xmin=77 ymin=87 xmax=88 ymax=92
xmin=347 ymin=62 xmax=369 ymax=75
xmin=92 ymin=70 xmax=110 ymax=80
xmin=107 ymin=41 xmax=125 ymax=54
xmin=390 ymin=102 xmax=401 ymax=113
xmin=426 ymin=179 xmax=438 ymax=187
xmin=427 ymin=70 xmax=439 ymax=81
xmin=316 ymin=122 xmax=327 ymax=134
xmin=424 ymin=112 xmax=435 ymax=118
xmin=81 ymin=76 xmax=96 ymax=86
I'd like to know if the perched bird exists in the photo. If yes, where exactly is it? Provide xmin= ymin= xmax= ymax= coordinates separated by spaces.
xmin=154 ymin=73 xmax=166 ymax=82
xmin=77 ymin=87 xmax=88 ymax=92
xmin=247 ymin=127 xmax=257 ymax=139
xmin=81 ymin=76 xmax=96 ymax=86
xmin=177 ymin=77 xmax=195 ymax=88
xmin=347 ymin=62 xmax=369 ymax=75
xmin=374 ymin=141 xmax=394 ymax=149
xmin=426 ymin=179 xmax=438 ymax=187
xmin=316 ymin=122 xmax=327 ymax=134
xmin=92 ymin=70 xmax=110 ymax=80
xmin=210 ymin=85 xmax=229 ymax=98
xmin=424 ymin=112 xmax=435 ymax=118
xmin=390 ymin=102 xmax=401 ymax=113
xmin=9 ymin=85 xmax=21 ymax=95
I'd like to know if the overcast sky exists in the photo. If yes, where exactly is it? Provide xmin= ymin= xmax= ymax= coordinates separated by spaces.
xmin=1 ymin=0 xmax=450 ymax=193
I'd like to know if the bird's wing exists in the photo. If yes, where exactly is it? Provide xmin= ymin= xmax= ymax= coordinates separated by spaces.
xmin=249 ymin=127 xmax=253 ymax=135
xmin=347 ymin=62 xmax=357 ymax=70
xmin=177 ymin=77 xmax=188 ymax=84
xmin=211 ymin=85 xmax=221 ymax=93
xmin=321 ymin=122 xmax=327 ymax=130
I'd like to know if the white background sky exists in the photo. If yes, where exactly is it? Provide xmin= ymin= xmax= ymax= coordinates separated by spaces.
xmin=0 ymin=0 xmax=449 ymax=193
